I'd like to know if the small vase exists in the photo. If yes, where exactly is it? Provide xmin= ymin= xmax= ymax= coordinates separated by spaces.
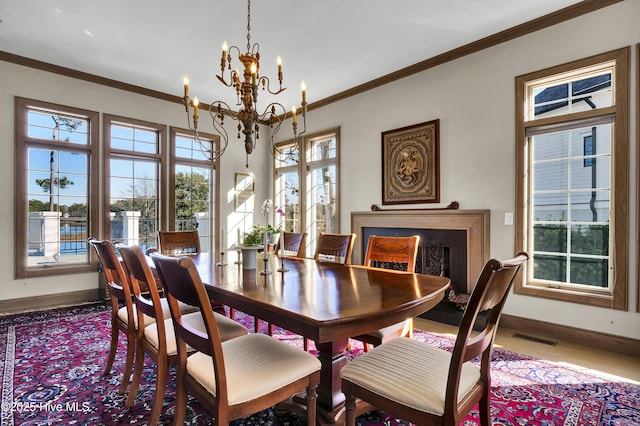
xmin=269 ymin=234 xmax=278 ymax=245
xmin=240 ymin=246 xmax=259 ymax=269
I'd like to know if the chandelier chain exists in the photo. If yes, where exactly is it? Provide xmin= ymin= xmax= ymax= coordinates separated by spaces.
xmin=246 ymin=0 xmax=251 ymax=53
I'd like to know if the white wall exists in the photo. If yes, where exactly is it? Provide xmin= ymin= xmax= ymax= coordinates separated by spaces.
xmin=296 ymin=1 xmax=640 ymax=339
xmin=1 ymin=1 xmax=638 ymax=339
xmin=0 ymin=61 xmax=271 ymax=302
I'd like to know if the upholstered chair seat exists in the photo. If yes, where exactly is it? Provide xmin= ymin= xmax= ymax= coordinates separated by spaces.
xmin=341 ymin=337 xmax=481 ymax=415
xmin=186 ymin=333 xmax=321 ymax=404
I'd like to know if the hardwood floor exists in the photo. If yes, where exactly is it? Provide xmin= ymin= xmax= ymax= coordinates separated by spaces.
xmin=415 ymin=318 xmax=640 ymax=383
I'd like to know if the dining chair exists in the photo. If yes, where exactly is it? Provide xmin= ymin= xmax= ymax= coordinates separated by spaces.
xmin=266 ymin=231 xmax=307 ymax=336
xmin=158 ymin=230 xmax=201 ymax=255
xmin=117 ymin=243 xmax=248 ymax=425
xmin=314 ymin=232 xmax=356 ymax=264
xmin=351 ymin=235 xmax=421 ymax=351
xmin=341 ymin=252 xmax=529 ymax=426
xmin=274 ymin=231 xmax=307 ymax=257
xmin=88 ymin=238 xmax=137 ymax=395
xmin=150 ymin=252 xmax=322 ymax=426
xmin=156 ymin=230 xmax=227 ymax=315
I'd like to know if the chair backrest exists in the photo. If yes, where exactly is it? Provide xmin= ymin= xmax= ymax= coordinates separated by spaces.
xmin=116 ymin=243 xmax=165 ymax=323
xmin=150 ymin=252 xmax=228 ymax=402
xmin=363 ymin=235 xmax=421 ymax=272
xmin=88 ymin=238 xmax=131 ymax=302
xmin=88 ymin=238 xmax=136 ymax=327
xmin=158 ymin=230 xmax=201 ymax=255
xmin=445 ymin=252 xmax=528 ymax=416
xmin=275 ymin=232 xmax=307 ymax=257
xmin=314 ymin=233 xmax=356 ymax=264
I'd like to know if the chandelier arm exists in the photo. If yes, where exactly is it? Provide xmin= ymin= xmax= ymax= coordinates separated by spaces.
xmin=257 ymin=76 xmax=286 ymax=96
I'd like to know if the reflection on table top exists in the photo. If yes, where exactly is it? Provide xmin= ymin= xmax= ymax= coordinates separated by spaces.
xmin=188 ymin=252 xmax=450 ymax=343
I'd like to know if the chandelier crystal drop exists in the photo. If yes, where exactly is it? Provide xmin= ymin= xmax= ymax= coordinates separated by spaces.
xmin=182 ymin=0 xmax=307 ymax=167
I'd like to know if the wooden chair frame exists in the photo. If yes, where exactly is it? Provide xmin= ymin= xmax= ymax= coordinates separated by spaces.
xmin=88 ymin=238 xmax=136 ymax=395
xmin=151 ymin=252 xmax=321 ymax=426
xmin=342 ymin=252 xmax=529 ymax=426
xmin=158 ymin=230 xmax=201 ymax=255
xmin=353 ymin=235 xmax=421 ymax=350
xmin=314 ymin=232 xmax=356 ymax=264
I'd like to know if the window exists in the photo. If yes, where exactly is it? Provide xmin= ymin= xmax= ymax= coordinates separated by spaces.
xmin=275 ymin=128 xmax=340 ymax=256
xmin=169 ymin=127 xmax=218 ymax=253
xmin=103 ymin=115 xmax=166 ymax=252
xmin=515 ymin=48 xmax=629 ymax=309
xmin=15 ymin=98 xmax=99 ymax=278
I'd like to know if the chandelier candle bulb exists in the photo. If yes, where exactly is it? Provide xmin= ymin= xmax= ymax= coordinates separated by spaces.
xmin=193 ymin=97 xmax=199 ymax=118
xmin=301 ymin=81 xmax=306 ymax=104
xmin=251 ymin=63 xmax=257 ymax=85
xmin=292 ymin=105 xmax=297 ymax=123
xmin=183 ymin=75 xmax=189 ymax=97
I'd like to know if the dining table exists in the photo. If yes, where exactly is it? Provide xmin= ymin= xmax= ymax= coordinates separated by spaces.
xmin=189 ymin=252 xmax=450 ymax=424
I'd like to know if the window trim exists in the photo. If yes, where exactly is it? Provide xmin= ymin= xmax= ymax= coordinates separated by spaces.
xmin=102 ymin=114 xmax=167 ymax=246
xmin=514 ymin=47 xmax=629 ymax=310
xmin=14 ymin=97 xmax=100 ymax=278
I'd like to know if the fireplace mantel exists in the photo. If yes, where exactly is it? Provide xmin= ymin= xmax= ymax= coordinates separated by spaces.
xmin=351 ymin=209 xmax=490 ymax=293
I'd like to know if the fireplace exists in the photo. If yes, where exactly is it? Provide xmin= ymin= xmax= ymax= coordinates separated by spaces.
xmin=351 ymin=209 xmax=490 ymax=327
xmin=351 ymin=209 xmax=490 ymax=294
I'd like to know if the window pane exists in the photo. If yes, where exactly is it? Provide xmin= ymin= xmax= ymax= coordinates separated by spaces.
xmin=27 ymin=110 xmax=89 ymax=145
xmin=533 ymin=224 xmax=567 ymax=253
xmin=109 ymin=158 xmax=159 ymax=252
xmin=570 ymin=190 xmax=609 ymax=222
xmin=307 ymin=164 xmax=336 ymax=234
xmin=175 ymin=134 xmax=214 ymax=161
xmin=175 ymin=165 xmax=213 ymax=252
xmin=111 ymin=124 xmax=158 ymax=154
xmin=27 ymin=148 xmax=89 ymax=266
xmin=533 ymin=192 xmax=568 ymax=221
xmin=275 ymin=170 xmax=300 ymax=232
xmin=532 ymin=254 xmax=566 ymax=282
xmin=534 ymin=160 xmax=568 ymax=191
xmin=309 ymin=137 xmax=336 ymax=162
xmin=569 ymin=257 xmax=608 ymax=287
xmin=533 ymin=131 xmax=569 ymax=161
xmin=530 ymin=123 xmax=612 ymax=289
xmin=275 ymin=144 xmax=299 ymax=166
xmin=531 ymin=72 xmax=612 ymax=119
xmin=571 ymin=224 xmax=609 ymax=256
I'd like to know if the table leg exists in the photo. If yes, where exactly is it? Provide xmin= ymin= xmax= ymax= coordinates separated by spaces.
xmin=282 ymin=338 xmax=375 ymax=424
xmin=315 ymin=338 xmax=348 ymax=422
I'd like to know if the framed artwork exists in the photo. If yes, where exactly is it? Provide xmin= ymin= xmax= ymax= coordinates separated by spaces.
xmin=381 ymin=119 xmax=439 ymax=205
xmin=234 ymin=173 xmax=255 ymax=212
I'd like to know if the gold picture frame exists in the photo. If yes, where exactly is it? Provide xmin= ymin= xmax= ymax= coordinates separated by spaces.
xmin=382 ymin=119 xmax=439 ymax=205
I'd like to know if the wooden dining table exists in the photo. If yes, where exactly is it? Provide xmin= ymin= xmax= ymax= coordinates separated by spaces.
xmin=189 ymin=252 xmax=450 ymax=424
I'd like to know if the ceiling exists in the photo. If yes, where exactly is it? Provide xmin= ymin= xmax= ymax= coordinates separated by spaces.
xmin=1 ymin=0 xmax=583 ymax=112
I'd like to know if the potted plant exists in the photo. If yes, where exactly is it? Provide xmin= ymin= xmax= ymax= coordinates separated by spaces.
xmin=241 ymin=226 xmax=265 ymax=246
xmin=240 ymin=226 xmax=267 ymax=269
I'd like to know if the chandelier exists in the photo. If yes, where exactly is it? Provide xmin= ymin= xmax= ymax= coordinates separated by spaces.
xmin=182 ymin=0 xmax=307 ymax=167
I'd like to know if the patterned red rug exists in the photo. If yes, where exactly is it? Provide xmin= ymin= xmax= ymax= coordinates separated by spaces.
xmin=1 ymin=303 xmax=638 ymax=425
